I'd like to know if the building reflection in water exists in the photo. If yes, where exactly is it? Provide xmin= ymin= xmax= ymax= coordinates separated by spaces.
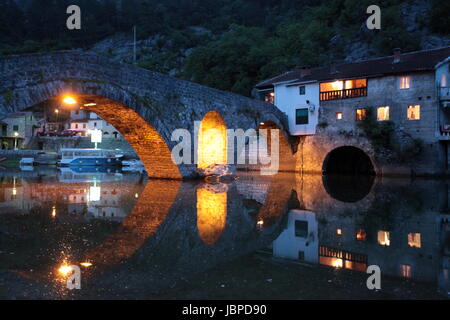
xmin=197 ymin=185 xmax=227 ymax=246
xmin=0 ymin=167 xmax=144 ymax=221
xmin=272 ymin=173 xmax=450 ymax=295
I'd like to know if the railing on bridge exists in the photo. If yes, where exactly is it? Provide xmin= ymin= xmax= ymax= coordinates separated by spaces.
xmin=320 ymin=87 xmax=367 ymax=101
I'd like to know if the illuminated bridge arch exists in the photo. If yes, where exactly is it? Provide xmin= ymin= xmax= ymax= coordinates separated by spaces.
xmin=0 ymin=51 xmax=290 ymax=179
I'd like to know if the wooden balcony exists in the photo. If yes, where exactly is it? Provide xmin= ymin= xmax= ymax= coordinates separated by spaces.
xmin=320 ymin=87 xmax=367 ymax=101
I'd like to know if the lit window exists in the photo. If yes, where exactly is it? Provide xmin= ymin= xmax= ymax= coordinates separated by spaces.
xmin=356 ymin=108 xmax=367 ymax=121
xmin=356 ymin=229 xmax=366 ymax=241
xmin=442 ymin=74 xmax=447 ymax=87
xmin=408 ymin=233 xmax=421 ymax=248
xmin=296 ymin=108 xmax=309 ymax=125
xmin=336 ymin=112 xmax=343 ymax=120
xmin=377 ymin=106 xmax=390 ymax=121
xmin=400 ymin=76 xmax=410 ymax=89
xmin=407 ymin=105 xmax=420 ymax=120
xmin=336 ymin=229 xmax=342 ymax=235
xmin=401 ymin=265 xmax=412 ymax=279
xmin=378 ymin=231 xmax=391 ymax=246
xmin=299 ymin=86 xmax=306 ymax=95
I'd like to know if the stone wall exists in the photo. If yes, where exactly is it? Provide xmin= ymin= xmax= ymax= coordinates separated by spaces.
xmin=0 ymin=51 xmax=291 ymax=179
xmin=295 ymin=72 xmax=445 ymax=176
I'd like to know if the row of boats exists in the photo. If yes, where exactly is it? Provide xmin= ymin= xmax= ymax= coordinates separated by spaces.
xmin=20 ymin=148 xmax=145 ymax=171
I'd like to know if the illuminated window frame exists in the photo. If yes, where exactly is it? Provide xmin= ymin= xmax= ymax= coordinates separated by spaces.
xmin=400 ymin=76 xmax=411 ymax=90
xmin=377 ymin=106 xmax=390 ymax=121
xmin=356 ymin=108 xmax=367 ymax=121
xmin=407 ymin=105 xmax=420 ymax=120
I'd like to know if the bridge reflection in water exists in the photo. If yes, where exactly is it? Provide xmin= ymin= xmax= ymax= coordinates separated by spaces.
xmin=0 ymin=168 xmax=449 ymax=297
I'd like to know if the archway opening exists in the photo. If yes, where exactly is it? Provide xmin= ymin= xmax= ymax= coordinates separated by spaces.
xmin=322 ymin=146 xmax=375 ymax=202
xmin=20 ymin=94 xmax=181 ymax=179
xmin=198 ymin=111 xmax=227 ymax=169
xmin=323 ymin=146 xmax=375 ymax=175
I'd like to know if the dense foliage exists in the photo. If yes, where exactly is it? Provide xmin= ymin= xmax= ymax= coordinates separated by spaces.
xmin=0 ymin=0 xmax=447 ymax=95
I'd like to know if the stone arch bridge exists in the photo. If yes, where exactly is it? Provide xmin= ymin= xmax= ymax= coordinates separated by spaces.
xmin=0 ymin=51 xmax=294 ymax=179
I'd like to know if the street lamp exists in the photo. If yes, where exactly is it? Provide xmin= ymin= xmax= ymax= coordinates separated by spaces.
xmin=63 ymin=96 xmax=77 ymax=105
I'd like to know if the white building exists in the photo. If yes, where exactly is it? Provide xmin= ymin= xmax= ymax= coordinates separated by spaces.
xmin=256 ymin=68 xmax=320 ymax=136
xmin=68 ymin=109 xmax=122 ymax=139
xmin=272 ymin=210 xmax=319 ymax=263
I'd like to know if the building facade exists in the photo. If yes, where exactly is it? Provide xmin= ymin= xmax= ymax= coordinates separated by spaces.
xmin=256 ymin=47 xmax=450 ymax=176
xmin=0 ymin=112 xmax=39 ymax=149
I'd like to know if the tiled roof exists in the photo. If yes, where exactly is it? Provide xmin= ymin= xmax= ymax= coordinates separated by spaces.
xmin=255 ymin=46 xmax=450 ymax=88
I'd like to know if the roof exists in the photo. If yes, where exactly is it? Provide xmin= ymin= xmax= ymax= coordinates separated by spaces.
xmin=0 ymin=112 xmax=31 ymax=120
xmin=256 ymin=46 xmax=450 ymax=88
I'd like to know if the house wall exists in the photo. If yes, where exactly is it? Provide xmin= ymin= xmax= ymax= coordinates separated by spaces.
xmin=1 ymin=112 xmax=38 ymax=145
xmin=274 ymin=82 xmax=320 ymax=135
xmin=296 ymin=71 xmax=444 ymax=176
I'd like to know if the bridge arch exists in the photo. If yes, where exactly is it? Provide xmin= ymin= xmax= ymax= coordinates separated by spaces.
xmin=322 ymin=146 xmax=376 ymax=175
xmin=0 ymin=51 xmax=290 ymax=179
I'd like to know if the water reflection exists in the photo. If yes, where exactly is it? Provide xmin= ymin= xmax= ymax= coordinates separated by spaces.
xmin=197 ymin=185 xmax=227 ymax=246
xmin=272 ymin=173 xmax=450 ymax=295
xmin=0 ymin=168 xmax=294 ymax=298
xmin=322 ymin=174 xmax=375 ymax=203
xmin=1 ymin=167 xmax=449 ymax=298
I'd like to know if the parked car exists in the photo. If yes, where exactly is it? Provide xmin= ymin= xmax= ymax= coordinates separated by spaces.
xmin=57 ymin=130 xmax=78 ymax=137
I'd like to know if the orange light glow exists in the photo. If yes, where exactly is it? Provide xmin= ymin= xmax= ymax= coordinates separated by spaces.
xmin=198 ymin=111 xmax=227 ymax=169
xmin=332 ymin=258 xmax=343 ymax=268
xmin=58 ymin=265 xmax=73 ymax=276
xmin=356 ymin=229 xmax=366 ymax=241
xmin=63 ymin=96 xmax=77 ymax=105
xmin=378 ymin=231 xmax=391 ymax=246
xmin=51 ymin=205 xmax=56 ymax=218
xmin=197 ymin=187 xmax=227 ymax=246
xmin=336 ymin=229 xmax=342 ymax=235
xmin=80 ymin=262 xmax=93 ymax=268
xmin=408 ymin=233 xmax=421 ymax=248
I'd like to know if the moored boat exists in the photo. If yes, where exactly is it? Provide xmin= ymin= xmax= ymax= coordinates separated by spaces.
xmin=59 ymin=148 xmax=123 ymax=166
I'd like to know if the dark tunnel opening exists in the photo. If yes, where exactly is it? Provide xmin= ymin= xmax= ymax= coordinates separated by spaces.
xmin=322 ymin=146 xmax=376 ymax=203
xmin=323 ymin=146 xmax=375 ymax=175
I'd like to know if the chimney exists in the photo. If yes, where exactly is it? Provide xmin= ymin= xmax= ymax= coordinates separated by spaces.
xmin=393 ymin=48 xmax=401 ymax=63
xmin=299 ymin=66 xmax=311 ymax=78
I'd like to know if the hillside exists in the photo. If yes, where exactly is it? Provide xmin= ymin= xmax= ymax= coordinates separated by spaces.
xmin=1 ymin=0 xmax=449 ymax=96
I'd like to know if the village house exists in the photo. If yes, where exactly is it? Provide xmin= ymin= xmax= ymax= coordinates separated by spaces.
xmin=67 ymin=109 xmax=122 ymax=139
xmin=0 ymin=111 xmax=40 ymax=149
xmin=255 ymin=46 xmax=450 ymax=176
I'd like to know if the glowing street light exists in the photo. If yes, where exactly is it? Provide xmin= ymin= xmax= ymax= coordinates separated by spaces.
xmin=13 ymin=131 xmax=19 ymax=150
xmin=63 ymin=96 xmax=77 ymax=105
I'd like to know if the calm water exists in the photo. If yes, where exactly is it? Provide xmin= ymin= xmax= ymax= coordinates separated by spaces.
xmin=0 ymin=167 xmax=449 ymax=299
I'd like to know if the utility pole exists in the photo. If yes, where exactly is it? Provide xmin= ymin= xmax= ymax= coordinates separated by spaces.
xmin=133 ymin=25 xmax=137 ymax=65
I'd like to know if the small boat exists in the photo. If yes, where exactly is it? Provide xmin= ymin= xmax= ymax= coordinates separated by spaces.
xmin=122 ymin=159 xmax=144 ymax=167
xmin=59 ymin=148 xmax=123 ymax=167
xmin=19 ymin=158 xmax=35 ymax=166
